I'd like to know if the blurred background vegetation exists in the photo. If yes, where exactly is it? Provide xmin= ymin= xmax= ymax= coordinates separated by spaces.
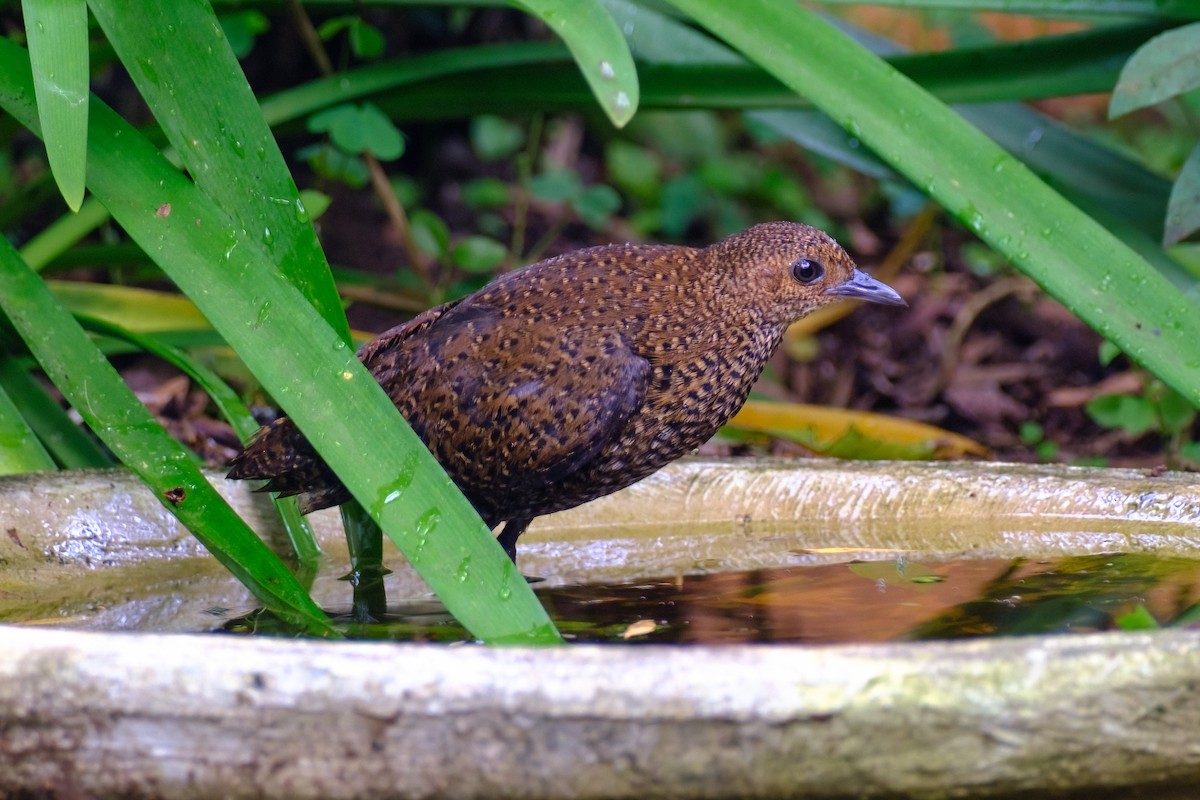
xmin=1 ymin=0 xmax=1198 ymax=638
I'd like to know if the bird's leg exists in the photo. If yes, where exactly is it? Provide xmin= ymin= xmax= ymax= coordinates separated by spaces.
xmin=340 ymin=501 xmax=391 ymax=623
xmin=496 ymin=517 xmax=533 ymax=564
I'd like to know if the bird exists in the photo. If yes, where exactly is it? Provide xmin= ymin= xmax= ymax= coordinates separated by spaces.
xmin=227 ymin=221 xmax=905 ymax=562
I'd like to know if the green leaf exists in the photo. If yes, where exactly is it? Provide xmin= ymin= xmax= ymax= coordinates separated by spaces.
xmin=660 ymin=174 xmax=707 ymax=237
xmin=0 ymin=357 xmax=57 ymax=475
xmin=1158 ymin=386 xmax=1197 ymax=434
xmin=299 ymin=189 xmax=332 ymax=222
xmin=664 ymin=0 xmax=1200 ymax=412
xmin=219 ymin=10 xmax=270 ymax=59
xmin=349 ymin=21 xmax=385 ymax=60
xmin=88 ymin=0 xmax=347 ymax=343
xmin=316 ymin=17 xmax=353 ymax=39
xmin=48 ymin=281 xmax=212 ymax=335
xmin=606 ymin=140 xmax=663 ymax=201
xmin=0 ymin=353 xmax=111 ymax=469
xmin=300 ymin=142 xmax=370 ymax=188
xmin=809 ymin=0 xmax=1200 ymax=18
xmin=19 ymin=199 xmax=115 ymax=271
xmin=1110 ymin=22 xmax=1200 ymax=118
xmin=1165 ymin=142 xmax=1200 ymax=246
xmin=1098 ymin=340 xmax=1123 ymax=366
xmin=470 ymin=114 xmax=525 ymax=162
xmin=0 ymin=237 xmax=334 ymax=636
xmin=510 ymin=0 xmax=639 ymax=127
xmin=77 ymin=315 xmax=323 ymax=569
xmin=1035 ymin=440 xmax=1059 ymax=461
xmin=318 ymin=16 xmax=384 ymax=59
xmin=529 ymin=169 xmax=582 ymax=203
xmin=21 ymin=0 xmax=89 ymax=212
xmin=461 ymin=177 xmax=510 ymax=209
xmin=308 ymin=103 xmax=405 ymax=160
xmin=1086 ymin=393 xmax=1157 ymax=436
xmin=451 ymin=235 xmax=508 ymax=273
xmin=259 ymin=41 xmax=570 ymax=126
xmin=1018 ymin=420 xmax=1044 ymax=445
xmin=1115 ymin=604 xmax=1160 ymax=631
xmin=573 ymin=183 xmax=621 ymax=229
xmin=358 ymin=22 xmax=1159 ymax=113
xmin=410 ymin=209 xmax=451 ymax=258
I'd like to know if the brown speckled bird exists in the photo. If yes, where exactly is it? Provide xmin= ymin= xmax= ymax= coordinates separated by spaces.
xmin=227 ymin=222 xmax=905 ymax=561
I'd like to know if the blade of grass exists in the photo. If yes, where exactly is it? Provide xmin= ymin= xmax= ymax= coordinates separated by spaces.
xmin=892 ymin=21 xmax=1169 ymax=104
xmin=258 ymin=41 xmax=570 ymax=125
xmin=21 ymin=0 xmax=88 ymax=211
xmin=48 ymin=281 xmax=213 ymax=335
xmin=17 ymin=198 xmax=111 ymax=270
xmin=88 ymin=0 xmax=348 ymax=343
xmin=39 ymin=242 xmax=148 ymax=271
xmin=809 ymin=0 xmax=1200 ymax=19
xmin=76 ymin=317 xmax=257 ymax=441
xmin=0 ymin=36 xmax=561 ymax=646
xmin=667 ymin=0 xmax=1200 ymax=409
xmin=0 ymin=236 xmax=335 ymax=636
xmin=0 ymin=358 xmax=57 ymax=475
xmin=510 ymin=0 xmax=639 ymax=127
xmin=78 ymin=314 xmax=323 ymax=570
xmin=958 ymin=103 xmax=1172 ymax=248
xmin=0 ymin=351 xmax=111 ymax=469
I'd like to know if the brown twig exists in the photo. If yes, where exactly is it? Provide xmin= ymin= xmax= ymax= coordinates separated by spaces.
xmin=923 ymin=275 xmax=1040 ymax=403
xmin=285 ymin=0 xmax=433 ymax=286
xmin=284 ymin=0 xmax=333 ymax=75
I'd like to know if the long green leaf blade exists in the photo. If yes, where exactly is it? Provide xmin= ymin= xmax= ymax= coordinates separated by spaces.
xmin=810 ymin=0 xmax=1200 ymax=18
xmin=0 ymin=236 xmax=335 ymax=636
xmin=0 ymin=353 xmax=111 ymax=469
xmin=77 ymin=315 xmax=323 ymax=568
xmin=510 ymin=0 xmax=639 ymax=127
xmin=18 ymin=198 xmax=110 ymax=270
xmin=1165 ymin=142 xmax=1200 ymax=247
xmin=87 ymin=0 xmax=348 ymax=342
xmin=21 ymin=0 xmax=88 ymax=211
xmin=666 ymin=0 xmax=1200 ymax=408
xmin=1109 ymin=21 xmax=1200 ymax=117
xmin=47 ymin=281 xmax=213 ymax=334
xmin=0 ymin=359 xmax=57 ymax=475
xmin=260 ymin=41 xmax=569 ymax=125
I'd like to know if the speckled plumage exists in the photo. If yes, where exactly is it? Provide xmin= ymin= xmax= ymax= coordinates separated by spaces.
xmin=227 ymin=222 xmax=905 ymax=560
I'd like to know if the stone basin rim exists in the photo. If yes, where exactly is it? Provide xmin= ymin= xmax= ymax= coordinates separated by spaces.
xmin=2 ymin=458 xmax=1199 ymax=798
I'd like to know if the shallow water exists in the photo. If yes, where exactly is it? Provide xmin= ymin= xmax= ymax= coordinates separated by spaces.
xmin=222 ymin=553 xmax=1200 ymax=643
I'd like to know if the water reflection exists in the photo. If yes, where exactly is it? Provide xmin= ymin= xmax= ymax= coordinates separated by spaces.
xmin=223 ymin=553 xmax=1200 ymax=644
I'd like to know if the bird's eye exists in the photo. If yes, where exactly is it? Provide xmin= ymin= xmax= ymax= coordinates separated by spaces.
xmin=791 ymin=258 xmax=824 ymax=284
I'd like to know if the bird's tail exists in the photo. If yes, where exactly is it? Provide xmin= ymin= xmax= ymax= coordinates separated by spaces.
xmin=226 ymin=417 xmax=350 ymax=513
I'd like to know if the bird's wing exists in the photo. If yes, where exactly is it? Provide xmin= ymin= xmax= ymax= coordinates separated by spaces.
xmin=399 ymin=303 xmax=652 ymax=497
xmin=357 ymin=298 xmax=460 ymax=376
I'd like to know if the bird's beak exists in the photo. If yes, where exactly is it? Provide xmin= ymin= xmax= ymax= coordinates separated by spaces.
xmin=824 ymin=269 xmax=906 ymax=307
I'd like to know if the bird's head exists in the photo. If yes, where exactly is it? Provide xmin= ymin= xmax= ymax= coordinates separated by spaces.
xmin=710 ymin=221 xmax=906 ymax=326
